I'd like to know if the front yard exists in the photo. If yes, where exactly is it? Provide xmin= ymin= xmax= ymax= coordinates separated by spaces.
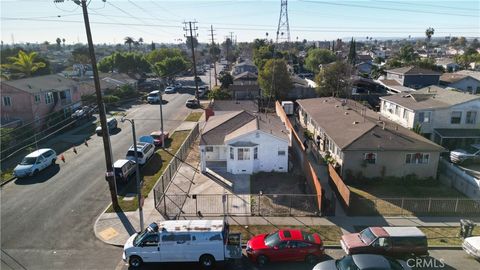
xmin=348 ymin=179 xmax=469 ymax=216
xmin=107 ymin=130 xmax=191 ymax=212
xmin=184 ymin=112 xmax=203 ymax=122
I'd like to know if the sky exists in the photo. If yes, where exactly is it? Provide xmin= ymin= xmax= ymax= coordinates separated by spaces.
xmin=1 ymin=0 xmax=479 ymax=45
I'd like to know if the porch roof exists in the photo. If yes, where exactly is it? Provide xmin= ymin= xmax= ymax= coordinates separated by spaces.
xmin=228 ymin=141 xmax=258 ymax=147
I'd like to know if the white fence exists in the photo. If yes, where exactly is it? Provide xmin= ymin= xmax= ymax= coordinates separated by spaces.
xmin=438 ymin=158 xmax=480 ymax=201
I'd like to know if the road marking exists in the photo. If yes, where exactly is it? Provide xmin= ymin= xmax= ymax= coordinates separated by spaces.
xmin=98 ymin=227 xmax=119 ymax=241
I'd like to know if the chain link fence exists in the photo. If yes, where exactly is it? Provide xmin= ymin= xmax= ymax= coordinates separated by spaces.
xmin=157 ymin=193 xmax=322 ymax=219
xmin=153 ymin=124 xmax=199 ymax=210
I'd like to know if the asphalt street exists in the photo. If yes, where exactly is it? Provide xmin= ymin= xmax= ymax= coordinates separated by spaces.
xmin=115 ymin=249 xmax=479 ymax=270
xmin=1 ymin=92 xmax=194 ymax=270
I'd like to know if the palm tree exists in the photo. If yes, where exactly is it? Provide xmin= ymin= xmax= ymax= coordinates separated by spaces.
xmin=2 ymin=50 xmax=46 ymax=78
xmin=124 ymin=36 xmax=135 ymax=52
xmin=425 ymin=27 xmax=435 ymax=57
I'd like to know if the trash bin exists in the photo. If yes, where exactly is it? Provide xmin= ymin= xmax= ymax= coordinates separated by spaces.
xmin=460 ymin=219 xmax=476 ymax=238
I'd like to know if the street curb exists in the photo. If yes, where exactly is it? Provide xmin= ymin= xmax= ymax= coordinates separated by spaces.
xmin=0 ymin=176 xmax=16 ymax=187
xmin=93 ymin=203 xmax=125 ymax=248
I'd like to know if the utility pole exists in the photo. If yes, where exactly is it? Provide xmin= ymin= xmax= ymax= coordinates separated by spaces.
xmin=184 ymin=21 xmax=199 ymax=101
xmin=56 ymin=0 xmax=118 ymax=209
xmin=210 ymin=25 xmax=218 ymax=87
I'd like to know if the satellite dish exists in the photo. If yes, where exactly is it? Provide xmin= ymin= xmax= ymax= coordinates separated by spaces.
xmin=139 ymin=135 xmax=154 ymax=144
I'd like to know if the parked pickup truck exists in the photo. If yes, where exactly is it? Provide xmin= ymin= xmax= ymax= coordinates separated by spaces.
xmin=450 ymin=144 xmax=480 ymax=164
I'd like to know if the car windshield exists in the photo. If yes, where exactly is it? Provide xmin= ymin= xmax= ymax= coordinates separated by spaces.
xmin=359 ymin=228 xmax=377 ymax=244
xmin=336 ymin=256 xmax=360 ymax=270
xmin=264 ymin=231 xmax=281 ymax=247
xmin=20 ymin=157 xmax=37 ymax=165
xmin=148 ymin=93 xmax=157 ymax=97
xmin=133 ymin=229 xmax=150 ymax=246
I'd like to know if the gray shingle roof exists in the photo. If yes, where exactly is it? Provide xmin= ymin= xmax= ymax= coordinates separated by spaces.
xmin=380 ymin=85 xmax=480 ymax=110
xmin=297 ymin=97 xmax=444 ymax=152
xmin=1 ymin=74 xmax=77 ymax=94
xmin=386 ymin=66 xmax=440 ymax=76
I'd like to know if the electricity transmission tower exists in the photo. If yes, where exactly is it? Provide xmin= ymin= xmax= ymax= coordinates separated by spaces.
xmin=275 ymin=0 xmax=291 ymax=44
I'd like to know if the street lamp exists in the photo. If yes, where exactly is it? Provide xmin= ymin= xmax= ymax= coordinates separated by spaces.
xmin=158 ymin=92 xmax=165 ymax=148
xmin=120 ymin=116 xmax=144 ymax=230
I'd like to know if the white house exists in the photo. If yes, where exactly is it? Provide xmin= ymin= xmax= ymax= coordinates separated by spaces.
xmin=200 ymin=110 xmax=289 ymax=174
xmin=380 ymin=86 xmax=480 ymax=149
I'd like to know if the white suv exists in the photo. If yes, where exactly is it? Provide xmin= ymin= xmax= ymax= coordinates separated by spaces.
xmin=13 ymin=148 xmax=57 ymax=177
xmin=126 ymin=142 xmax=155 ymax=165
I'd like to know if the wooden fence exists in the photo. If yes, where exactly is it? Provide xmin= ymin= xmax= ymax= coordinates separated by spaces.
xmin=328 ymin=164 xmax=351 ymax=207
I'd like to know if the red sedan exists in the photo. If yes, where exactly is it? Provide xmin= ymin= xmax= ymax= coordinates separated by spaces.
xmin=246 ymin=229 xmax=325 ymax=266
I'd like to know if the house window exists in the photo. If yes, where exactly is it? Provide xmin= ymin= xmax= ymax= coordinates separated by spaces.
xmin=406 ymin=153 xmax=429 ymax=164
xmin=206 ymin=146 xmax=213 ymax=152
xmin=254 ymin=147 xmax=258 ymax=160
xmin=394 ymin=105 xmax=400 ymax=116
xmin=238 ymin=148 xmax=250 ymax=160
xmin=230 ymin=147 xmax=234 ymax=160
xmin=418 ymin=111 xmax=431 ymax=123
xmin=402 ymin=109 xmax=408 ymax=120
xmin=466 ymin=111 xmax=477 ymax=124
xmin=364 ymin=153 xmax=377 ymax=164
xmin=467 ymin=86 xmax=473 ymax=93
xmin=45 ymin=92 xmax=54 ymax=104
xmin=278 ymin=150 xmax=286 ymax=156
xmin=34 ymin=94 xmax=41 ymax=104
xmin=2 ymin=96 xmax=11 ymax=107
xmin=450 ymin=111 xmax=462 ymax=124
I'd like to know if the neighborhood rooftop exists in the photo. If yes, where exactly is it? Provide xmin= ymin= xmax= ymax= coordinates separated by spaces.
xmin=297 ymin=97 xmax=445 ymax=151
xmin=1 ymin=74 xmax=77 ymax=94
xmin=380 ymin=85 xmax=480 ymax=110
xmin=386 ymin=66 xmax=441 ymax=75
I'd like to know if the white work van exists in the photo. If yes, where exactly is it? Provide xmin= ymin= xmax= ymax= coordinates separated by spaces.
xmin=123 ymin=220 xmax=242 ymax=269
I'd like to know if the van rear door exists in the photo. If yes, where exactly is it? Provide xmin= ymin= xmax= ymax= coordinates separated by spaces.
xmin=224 ymin=233 xmax=242 ymax=259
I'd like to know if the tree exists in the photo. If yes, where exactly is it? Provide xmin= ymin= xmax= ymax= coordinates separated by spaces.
xmin=124 ymin=36 xmax=135 ymax=52
xmin=186 ymin=36 xmax=198 ymax=49
xmin=258 ymin=59 xmax=292 ymax=100
xmin=151 ymin=41 xmax=155 ymax=51
xmin=315 ymin=61 xmax=352 ymax=98
xmin=2 ymin=50 xmax=46 ymax=78
xmin=62 ymin=38 xmax=66 ymax=47
xmin=304 ymin=48 xmax=336 ymax=73
xmin=154 ymin=56 xmax=188 ymax=82
xmin=147 ymin=48 xmax=188 ymax=64
xmin=348 ymin=38 xmax=357 ymax=65
xmin=371 ymin=65 xmax=386 ymax=79
xmin=209 ymin=45 xmax=221 ymax=59
xmin=208 ymin=87 xmax=231 ymax=100
xmin=71 ymin=46 xmax=90 ymax=64
xmin=218 ymin=72 xmax=233 ymax=89
xmin=253 ymin=44 xmax=275 ymax=70
xmin=56 ymin=38 xmax=62 ymax=50
xmin=425 ymin=27 xmax=435 ymax=57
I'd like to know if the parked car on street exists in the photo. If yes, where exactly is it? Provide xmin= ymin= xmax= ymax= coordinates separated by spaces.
xmin=150 ymin=131 xmax=169 ymax=147
xmin=174 ymin=82 xmax=182 ymax=89
xmin=71 ymin=106 xmax=93 ymax=119
xmin=113 ymin=159 xmax=136 ymax=182
xmin=313 ymin=254 xmax=411 ymax=270
xmin=246 ymin=229 xmax=325 ymax=266
xmin=164 ymin=86 xmax=176 ymax=94
xmin=340 ymin=227 xmax=428 ymax=257
xmin=13 ymin=148 xmax=57 ymax=178
xmin=450 ymin=144 xmax=480 ymax=164
xmin=123 ymin=220 xmax=242 ymax=269
xmin=186 ymin=99 xmax=200 ymax=108
xmin=147 ymin=90 xmax=161 ymax=103
xmin=462 ymin=236 xmax=480 ymax=259
xmin=95 ymin=118 xmax=117 ymax=136
xmin=125 ymin=142 xmax=155 ymax=165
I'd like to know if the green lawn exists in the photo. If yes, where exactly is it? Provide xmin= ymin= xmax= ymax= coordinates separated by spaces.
xmin=106 ymin=130 xmax=191 ymax=212
xmin=1 ymin=169 xmax=13 ymax=184
xmin=348 ymin=180 xmax=468 ymax=216
xmin=230 ymin=225 xmax=342 ymax=246
xmin=184 ymin=112 xmax=203 ymax=122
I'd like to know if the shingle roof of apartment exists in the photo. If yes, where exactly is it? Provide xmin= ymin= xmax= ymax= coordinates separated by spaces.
xmin=1 ymin=74 xmax=77 ymax=94
xmin=200 ymin=110 xmax=288 ymax=145
xmin=439 ymin=73 xmax=470 ymax=83
xmin=380 ymin=85 xmax=480 ymax=110
xmin=386 ymin=66 xmax=441 ymax=76
xmin=297 ymin=98 xmax=444 ymax=152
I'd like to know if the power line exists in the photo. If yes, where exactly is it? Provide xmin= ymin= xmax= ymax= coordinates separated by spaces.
xmin=299 ymin=0 xmax=478 ymax=18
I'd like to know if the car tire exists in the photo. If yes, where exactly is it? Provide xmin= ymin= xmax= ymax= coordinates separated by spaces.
xmin=199 ymin=254 xmax=215 ymax=269
xmin=129 ymin=255 xmax=143 ymax=268
xmin=305 ymin=254 xmax=318 ymax=265
xmin=257 ymin=255 xmax=268 ymax=267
